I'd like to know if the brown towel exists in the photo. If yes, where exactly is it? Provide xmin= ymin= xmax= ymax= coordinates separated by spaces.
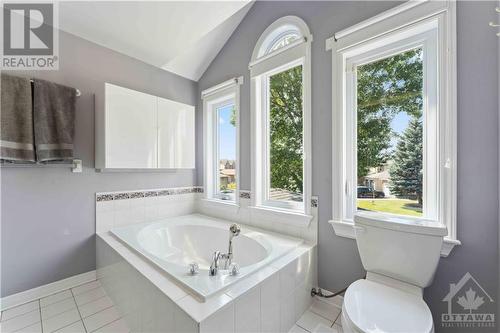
xmin=0 ymin=74 xmax=35 ymax=162
xmin=33 ymin=78 xmax=76 ymax=162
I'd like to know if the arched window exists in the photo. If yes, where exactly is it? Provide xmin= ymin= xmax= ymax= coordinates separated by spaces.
xmin=249 ymin=16 xmax=312 ymax=222
xmin=251 ymin=16 xmax=310 ymax=62
xmin=266 ymin=31 xmax=300 ymax=54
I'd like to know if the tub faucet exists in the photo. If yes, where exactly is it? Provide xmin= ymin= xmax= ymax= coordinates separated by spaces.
xmin=225 ymin=224 xmax=240 ymax=269
xmin=209 ymin=224 xmax=241 ymax=275
xmin=209 ymin=251 xmax=221 ymax=276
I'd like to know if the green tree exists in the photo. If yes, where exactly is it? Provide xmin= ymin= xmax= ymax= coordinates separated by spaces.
xmin=389 ymin=117 xmax=423 ymax=205
xmin=269 ymin=65 xmax=303 ymax=193
xmin=265 ymin=49 xmax=423 ymax=195
xmin=357 ymin=48 xmax=423 ymax=177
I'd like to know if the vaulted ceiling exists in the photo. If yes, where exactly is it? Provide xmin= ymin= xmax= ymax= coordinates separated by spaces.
xmin=59 ymin=1 xmax=253 ymax=81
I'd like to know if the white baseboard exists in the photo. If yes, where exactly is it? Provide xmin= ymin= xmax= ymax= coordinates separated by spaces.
xmin=0 ymin=270 xmax=96 ymax=311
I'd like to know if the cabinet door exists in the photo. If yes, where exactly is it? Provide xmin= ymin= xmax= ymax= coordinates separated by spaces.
xmin=157 ymin=97 xmax=195 ymax=168
xmin=105 ymin=84 xmax=157 ymax=168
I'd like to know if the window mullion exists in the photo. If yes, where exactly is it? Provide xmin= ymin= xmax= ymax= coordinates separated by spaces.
xmin=345 ymin=61 xmax=357 ymax=222
xmin=214 ymin=108 xmax=220 ymax=198
xmin=422 ymin=33 xmax=439 ymax=221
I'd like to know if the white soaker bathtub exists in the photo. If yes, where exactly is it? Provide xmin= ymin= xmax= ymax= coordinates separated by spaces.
xmin=110 ymin=214 xmax=303 ymax=300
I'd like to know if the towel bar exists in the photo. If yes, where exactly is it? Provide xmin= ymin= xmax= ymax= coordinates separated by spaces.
xmin=29 ymin=79 xmax=81 ymax=97
xmin=0 ymin=159 xmax=83 ymax=173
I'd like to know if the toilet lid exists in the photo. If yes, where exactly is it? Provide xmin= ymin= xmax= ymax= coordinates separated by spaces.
xmin=343 ymin=279 xmax=433 ymax=333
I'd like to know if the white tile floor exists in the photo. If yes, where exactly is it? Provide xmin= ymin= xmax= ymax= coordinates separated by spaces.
xmin=0 ymin=280 xmax=128 ymax=333
xmin=1 ymin=280 xmax=342 ymax=333
xmin=290 ymin=298 xmax=343 ymax=333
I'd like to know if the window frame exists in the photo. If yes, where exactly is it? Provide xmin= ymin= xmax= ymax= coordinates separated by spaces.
xmin=250 ymin=16 xmax=313 ymax=223
xmin=326 ymin=0 xmax=459 ymax=256
xmin=261 ymin=59 xmax=305 ymax=211
xmin=202 ymin=77 xmax=243 ymax=205
xmin=345 ymin=27 xmax=438 ymax=223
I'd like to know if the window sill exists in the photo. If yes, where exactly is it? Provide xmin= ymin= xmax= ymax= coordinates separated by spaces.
xmin=199 ymin=198 xmax=240 ymax=213
xmin=328 ymin=219 xmax=460 ymax=257
xmin=249 ymin=206 xmax=313 ymax=227
xmin=201 ymin=198 xmax=239 ymax=206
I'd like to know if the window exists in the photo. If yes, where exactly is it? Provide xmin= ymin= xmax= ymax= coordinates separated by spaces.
xmin=327 ymin=1 xmax=459 ymax=254
xmin=354 ymin=47 xmax=427 ymax=218
xmin=266 ymin=31 xmax=301 ymax=55
xmin=213 ymin=101 xmax=237 ymax=200
xmin=202 ymin=77 xmax=243 ymax=203
xmin=254 ymin=20 xmax=305 ymax=60
xmin=268 ymin=63 xmax=304 ymax=205
xmin=250 ymin=16 xmax=312 ymax=219
xmin=344 ymin=22 xmax=439 ymax=222
xmin=265 ymin=61 xmax=304 ymax=209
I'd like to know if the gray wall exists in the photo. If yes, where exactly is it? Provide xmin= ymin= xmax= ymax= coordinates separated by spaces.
xmin=424 ymin=3 xmax=499 ymax=332
xmin=197 ymin=1 xmax=499 ymax=332
xmin=1 ymin=30 xmax=198 ymax=297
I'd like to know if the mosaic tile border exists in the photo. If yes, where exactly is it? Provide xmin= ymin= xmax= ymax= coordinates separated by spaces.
xmin=97 ymin=194 xmax=114 ymax=202
xmin=96 ymin=186 xmax=203 ymax=202
xmin=97 ymin=188 xmax=319 ymax=208
xmin=239 ymin=190 xmax=251 ymax=199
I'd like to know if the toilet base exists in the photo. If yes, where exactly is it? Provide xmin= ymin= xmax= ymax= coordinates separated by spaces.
xmin=340 ymin=279 xmax=435 ymax=333
xmin=340 ymin=303 xmax=358 ymax=333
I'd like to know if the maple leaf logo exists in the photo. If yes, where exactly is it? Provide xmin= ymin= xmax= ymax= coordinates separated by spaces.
xmin=457 ymin=288 xmax=485 ymax=313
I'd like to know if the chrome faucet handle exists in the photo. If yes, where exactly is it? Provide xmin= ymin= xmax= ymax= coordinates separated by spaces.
xmin=209 ymin=251 xmax=221 ymax=276
xmin=228 ymin=263 xmax=240 ymax=276
xmin=188 ymin=262 xmax=199 ymax=275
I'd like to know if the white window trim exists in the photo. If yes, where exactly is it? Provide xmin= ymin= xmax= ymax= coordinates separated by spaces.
xmin=326 ymin=0 xmax=459 ymax=256
xmin=202 ymin=77 xmax=243 ymax=206
xmin=250 ymin=16 xmax=313 ymax=226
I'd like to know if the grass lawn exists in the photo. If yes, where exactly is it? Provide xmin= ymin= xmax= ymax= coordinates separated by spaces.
xmin=357 ymin=198 xmax=422 ymax=217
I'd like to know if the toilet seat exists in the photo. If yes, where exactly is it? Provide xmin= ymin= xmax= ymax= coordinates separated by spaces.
xmin=342 ymin=279 xmax=434 ymax=333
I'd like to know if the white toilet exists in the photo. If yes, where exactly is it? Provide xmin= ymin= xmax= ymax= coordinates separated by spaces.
xmin=341 ymin=211 xmax=447 ymax=333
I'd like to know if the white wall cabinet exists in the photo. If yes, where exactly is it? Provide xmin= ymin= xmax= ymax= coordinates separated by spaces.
xmin=95 ymin=83 xmax=195 ymax=170
xmin=157 ymin=97 xmax=195 ymax=168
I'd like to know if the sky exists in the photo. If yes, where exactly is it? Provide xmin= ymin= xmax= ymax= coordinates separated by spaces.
xmin=390 ymin=111 xmax=411 ymax=149
xmin=218 ymin=104 xmax=236 ymax=160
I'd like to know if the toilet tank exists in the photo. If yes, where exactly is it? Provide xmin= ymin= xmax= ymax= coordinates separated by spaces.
xmin=354 ymin=212 xmax=447 ymax=288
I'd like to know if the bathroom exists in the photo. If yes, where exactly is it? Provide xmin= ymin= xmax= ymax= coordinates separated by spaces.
xmin=0 ymin=1 xmax=499 ymax=333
